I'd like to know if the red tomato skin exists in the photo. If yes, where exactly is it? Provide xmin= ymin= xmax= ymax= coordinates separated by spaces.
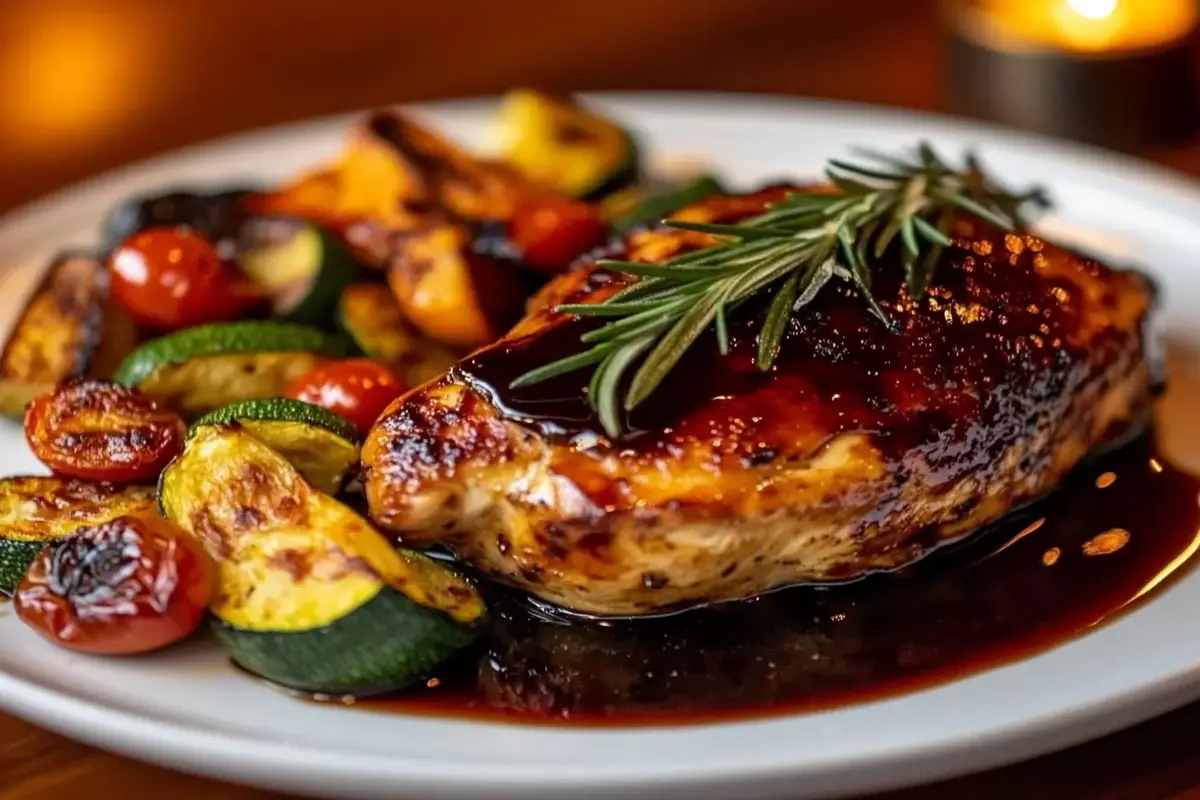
xmin=284 ymin=359 xmax=406 ymax=435
xmin=24 ymin=379 xmax=186 ymax=484
xmin=508 ymin=198 xmax=608 ymax=273
xmin=108 ymin=226 xmax=261 ymax=330
xmin=15 ymin=515 xmax=213 ymax=656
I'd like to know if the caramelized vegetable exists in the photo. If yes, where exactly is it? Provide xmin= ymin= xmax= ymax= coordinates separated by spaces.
xmin=494 ymin=89 xmax=640 ymax=200
xmin=15 ymin=514 xmax=213 ymax=655
xmin=284 ymin=358 xmax=406 ymax=436
xmin=189 ymin=398 xmax=360 ymax=494
xmin=337 ymin=283 xmax=460 ymax=387
xmin=0 ymin=254 xmax=137 ymax=418
xmin=235 ymin=217 xmax=358 ymax=326
xmin=25 ymin=379 xmax=185 ymax=484
xmin=160 ymin=426 xmax=483 ymax=693
xmin=101 ymin=188 xmax=255 ymax=253
xmin=113 ymin=321 xmax=346 ymax=418
xmin=507 ymin=196 xmax=608 ymax=273
xmin=251 ymin=111 xmax=602 ymax=348
xmin=109 ymin=227 xmax=263 ymax=330
xmin=0 ymin=478 xmax=157 ymax=594
xmin=388 ymin=223 xmax=525 ymax=348
xmin=250 ymin=111 xmax=541 ymax=268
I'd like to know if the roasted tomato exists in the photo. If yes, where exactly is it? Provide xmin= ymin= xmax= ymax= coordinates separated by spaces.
xmin=109 ymin=226 xmax=262 ymax=330
xmin=284 ymin=358 xmax=406 ymax=435
xmin=15 ymin=515 xmax=213 ymax=655
xmin=507 ymin=197 xmax=608 ymax=273
xmin=25 ymin=379 xmax=186 ymax=483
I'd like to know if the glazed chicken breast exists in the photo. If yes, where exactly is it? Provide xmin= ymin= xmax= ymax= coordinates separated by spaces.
xmin=362 ymin=187 xmax=1155 ymax=616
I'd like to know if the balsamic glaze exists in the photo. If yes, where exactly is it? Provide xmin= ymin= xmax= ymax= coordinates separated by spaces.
xmin=349 ymin=432 xmax=1200 ymax=725
xmin=453 ymin=218 xmax=1147 ymax=493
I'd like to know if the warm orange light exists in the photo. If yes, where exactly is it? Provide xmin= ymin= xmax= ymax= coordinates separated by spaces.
xmin=989 ymin=517 xmax=1046 ymax=556
xmin=1124 ymin=527 xmax=1200 ymax=606
xmin=1 ymin=9 xmax=155 ymax=149
xmin=968 ymin=0 xmax=1198 ymax=53
xmin=1067 ymin=0 xmax=1117 ymax=21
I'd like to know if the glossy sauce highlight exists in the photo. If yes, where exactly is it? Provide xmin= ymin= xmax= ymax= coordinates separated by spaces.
xmin=347 ymin=433 xmax=1200 ymax=725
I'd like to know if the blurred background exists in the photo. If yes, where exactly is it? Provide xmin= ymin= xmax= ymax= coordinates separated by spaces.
xmin=8 ymin=0 xmax=1200 ymax=216
xmin=0 ymin=0 xmax=945 ymax=214
xmin=7 ymin=0 xmax=1200 ymax=213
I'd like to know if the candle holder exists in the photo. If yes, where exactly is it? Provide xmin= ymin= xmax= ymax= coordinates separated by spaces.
xmin=944 ymin=0 xmax=1200 ymax=150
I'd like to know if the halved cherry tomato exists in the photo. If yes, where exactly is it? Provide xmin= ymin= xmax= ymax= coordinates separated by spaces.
xmin=284 ymin=358 xmax=406 ymax=435
xmin=25 ymin=379 xmax=185 ymax=483
xmin=15 ymin=514 xmax=213 ymax=655
xmin=507 ymin=197 xmax=608 ymax=273
xmin=109 ymin=226 xmax=262 ymax=330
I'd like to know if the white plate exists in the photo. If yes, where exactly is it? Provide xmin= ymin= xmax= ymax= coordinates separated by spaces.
xmin=2 ymin=94 xmax=1200 ymax=800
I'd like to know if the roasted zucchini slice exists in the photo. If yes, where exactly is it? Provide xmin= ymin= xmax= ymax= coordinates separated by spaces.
xmin=0 ymin=253 xmax=137 ymax=418
xmin=113 ymin=321 xmax=347 ymax=417
xmin=495 ymin=89 xmax=639 ymax=201
xmin=189 ymin=398 xmax=359 ymax=494
xmin=237 ymin=217 xmax=358 ymax=328
xmin=0 ymin=478 xmax=157 ymax=593
xmin=101 ymin=188 xmax=255 ymax=252
xmin=160 ymin=426 xmax=484 ymax=695
xmin=338 ymin=283 xmax=459 ymax=387
xmin=613 ymin=175 xmax=726 ymax=234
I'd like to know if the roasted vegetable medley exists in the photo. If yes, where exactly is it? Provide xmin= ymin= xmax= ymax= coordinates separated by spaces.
xmin=0 ymin=91 xmax=724 ymax=695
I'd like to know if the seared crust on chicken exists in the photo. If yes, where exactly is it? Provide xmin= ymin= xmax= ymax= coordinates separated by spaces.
xmin=363 ymin=187 xmax=1155 ymax=616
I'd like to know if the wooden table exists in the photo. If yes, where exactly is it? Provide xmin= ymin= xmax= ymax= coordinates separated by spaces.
xmin=2 ymin=1 xmax=1200 ymax=797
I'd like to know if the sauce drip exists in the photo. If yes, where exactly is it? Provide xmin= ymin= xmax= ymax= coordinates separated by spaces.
xmin=347 ymin=432 xmax=1200 ymax=725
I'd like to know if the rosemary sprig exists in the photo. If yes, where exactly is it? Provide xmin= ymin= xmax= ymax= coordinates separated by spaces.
xmin=511 ymin=143 xmax=1049 ymax=437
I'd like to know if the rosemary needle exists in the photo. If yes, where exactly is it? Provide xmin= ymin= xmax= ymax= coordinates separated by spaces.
xmin=512 ymin=143 xmax=1049 ymax=438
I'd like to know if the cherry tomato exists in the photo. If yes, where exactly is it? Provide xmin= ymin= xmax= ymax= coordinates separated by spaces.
xmin=15 ymin=515 xmax=213 ymax=655
xmin=25 ymin=379 xmax=186 ymax=484
xmin=109 ymin=226 xmax=262 ymax=329
xmin=507 ymin=197 xmax=608 ymax=273
xmin=284 ymin=359 xmax=406 ymax=435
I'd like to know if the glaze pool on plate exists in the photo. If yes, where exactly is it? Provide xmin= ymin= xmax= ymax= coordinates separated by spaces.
xmin=2 ymin=95 xmax=1200 ymax=799
xmin=359 ymin=433 xmax=1200 ymax=725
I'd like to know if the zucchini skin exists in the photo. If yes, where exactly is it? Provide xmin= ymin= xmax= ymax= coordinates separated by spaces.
xmin=0 ymin=540 xmax=45 ymax=596
xmin=189 ymin=398 xmax=360 ymax=493
xmin=190 ymin=397 xmax=358 ymax=443
xmin=239 ymin=220 xmax=360 ymax=329
xmin=281 ymin=227 xmax=359 ymax=328
xmin=113 ymin=321 xmax=347 ymax=388
xmin=162 ymin=427 xmax=485 ymax=696
xmin=212 ymin=586 xmax=477 ymax=695
xmin=0 ymin=477 xmax=157 ymax=593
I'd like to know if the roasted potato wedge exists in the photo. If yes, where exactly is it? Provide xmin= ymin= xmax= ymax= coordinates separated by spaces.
xmin=251 ymin=111 xmax=539 ymax=268
xmin=338 ymin=283 xmax=460 ymax=387
xmin=387 ymin=223 xmax=525 ymax=349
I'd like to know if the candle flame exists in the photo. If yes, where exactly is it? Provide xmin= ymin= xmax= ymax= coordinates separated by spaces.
xmin=1067 ymin=0 xmax=1118 ymax=21
xmin=970 ymin=0 xmax=1197 ymax=54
